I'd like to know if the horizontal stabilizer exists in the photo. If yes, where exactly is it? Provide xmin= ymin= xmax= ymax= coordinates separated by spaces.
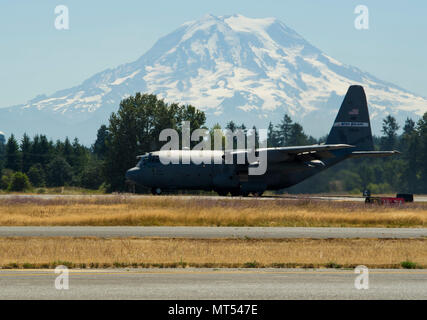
xmin=349 ymin=150 xmax=400 ymax=158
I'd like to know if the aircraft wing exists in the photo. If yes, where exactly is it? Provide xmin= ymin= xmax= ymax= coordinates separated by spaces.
xmin=230 ymin=144 xmax=355 ymax=163
xmin=349 ymin=150 xmax=400 ymax=158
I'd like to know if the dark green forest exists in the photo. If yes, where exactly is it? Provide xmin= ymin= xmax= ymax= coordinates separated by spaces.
xmin=1 ymin=92 xmax=426 ymax=194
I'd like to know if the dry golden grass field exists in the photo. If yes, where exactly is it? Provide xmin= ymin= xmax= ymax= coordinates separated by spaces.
xmin=0 ymin=237 xmax=425 ymax=269
xmin=0 ymin=195 xmax=426 ymax=227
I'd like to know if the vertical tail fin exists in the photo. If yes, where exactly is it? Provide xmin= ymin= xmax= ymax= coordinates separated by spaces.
xmin=326 ymin=85 xmax=374 ymax=151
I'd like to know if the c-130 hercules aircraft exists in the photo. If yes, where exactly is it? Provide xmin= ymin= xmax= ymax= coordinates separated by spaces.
xmin=126 ymin=86 xmax=399 ymax=196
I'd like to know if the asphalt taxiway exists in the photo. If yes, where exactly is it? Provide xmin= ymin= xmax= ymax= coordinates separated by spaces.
xmin=0 ymin=226 xmax=426 ymax=239
xmin=1 ymin=194 xmax=427 ymax=202
xmin=0 ymin=268 xmax=425 ymax=300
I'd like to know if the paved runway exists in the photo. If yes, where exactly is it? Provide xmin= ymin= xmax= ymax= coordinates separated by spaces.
xmin=1 ymin=194 xmax=427 ymax=202
xmin=0 ymin=268 xmax=426 ymax=299
xmin=1 ymin=226 xmax=426 ymax=239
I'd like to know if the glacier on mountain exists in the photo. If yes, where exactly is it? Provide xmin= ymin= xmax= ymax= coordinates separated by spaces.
xmin=1 ymin=14 xmax=426 ymax=143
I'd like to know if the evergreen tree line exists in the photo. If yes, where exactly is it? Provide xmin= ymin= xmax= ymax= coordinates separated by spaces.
xmin=1 ymin=92 xmax=427 ymax=194
xmin=0 ymin=134 xmax=103 ymax=191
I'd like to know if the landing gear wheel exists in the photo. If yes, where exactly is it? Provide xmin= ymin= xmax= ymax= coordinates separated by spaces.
xmin=151 ymin=187 xmax=162 ymax=195
xmin=252 ymin=191 xmax=264 ymax=197
xmin=230 ymin=189 xmax=240 ymax=197
xmin=217 ymin=190 xmax=229 ymax=197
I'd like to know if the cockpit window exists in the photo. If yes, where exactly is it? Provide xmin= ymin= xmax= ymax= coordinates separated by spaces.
xmin=150 ymin=155 xmax=160 ymax=163
xmin=136 ymin=155 xmax=149 ymax=167
xmin=136 ymin=154 xmax=160 ymax=167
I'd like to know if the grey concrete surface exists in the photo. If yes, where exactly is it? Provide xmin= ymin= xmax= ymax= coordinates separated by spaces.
xmin=0 ymin=226 xmax=426 ymax=239
xmin=0 ymin=194 xmax=426 ymax=202
xmin=0 ymin=268 xmax=426 ymax=300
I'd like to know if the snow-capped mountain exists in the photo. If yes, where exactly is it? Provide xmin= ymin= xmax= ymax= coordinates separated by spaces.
xmin=1 ymin=14 xmax=427 ymax=144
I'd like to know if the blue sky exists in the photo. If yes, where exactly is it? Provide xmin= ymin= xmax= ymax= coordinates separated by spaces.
xmin=0 ymin=0 xmax=426 ymax=107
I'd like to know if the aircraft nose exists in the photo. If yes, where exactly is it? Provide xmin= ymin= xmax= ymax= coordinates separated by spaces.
xmin=125 ymin=167 xmax=140 ymax=183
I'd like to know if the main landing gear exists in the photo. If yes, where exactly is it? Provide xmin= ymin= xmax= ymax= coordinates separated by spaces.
xmin=215 ymin=189 xmax=264 ymax=197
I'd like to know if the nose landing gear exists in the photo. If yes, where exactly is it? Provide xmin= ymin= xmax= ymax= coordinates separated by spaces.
xmin=151 ymin=187 xmax=162 ymax=195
